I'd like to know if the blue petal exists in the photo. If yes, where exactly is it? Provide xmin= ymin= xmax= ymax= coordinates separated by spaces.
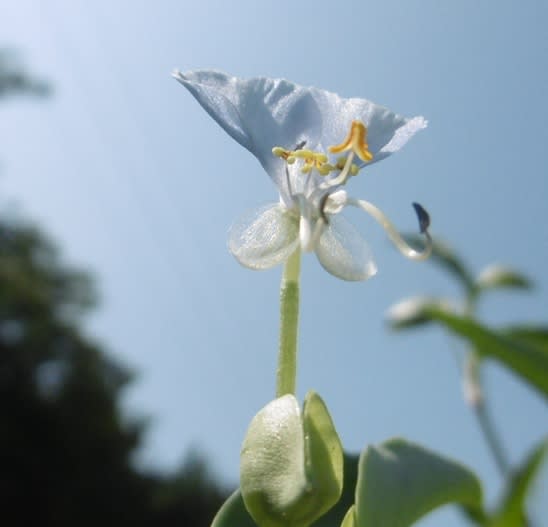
xmin=174 ymin=70 xmax=323 ymax=193
xmin=174 ymin=70 xmax=426 ymax=185
xmin=311 ymin=90 xmax=427 ymax=164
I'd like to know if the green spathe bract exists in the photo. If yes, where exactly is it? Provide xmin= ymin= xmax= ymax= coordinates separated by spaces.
xmin=240 ymin=391 xmax=343 ymax=527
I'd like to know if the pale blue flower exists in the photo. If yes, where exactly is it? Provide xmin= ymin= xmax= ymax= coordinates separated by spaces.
xmin=173 ymin=70 xmax=431 ymax=281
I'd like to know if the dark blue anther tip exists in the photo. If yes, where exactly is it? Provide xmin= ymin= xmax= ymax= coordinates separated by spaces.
xmin=412 ymin=202 xmax=430 ymax=233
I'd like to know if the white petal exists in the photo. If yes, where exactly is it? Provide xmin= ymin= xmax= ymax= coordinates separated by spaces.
xmin=315 ymin=215 xmax=377 ymax=281
xmin=228 ymin=203 xmax=299 ymax=270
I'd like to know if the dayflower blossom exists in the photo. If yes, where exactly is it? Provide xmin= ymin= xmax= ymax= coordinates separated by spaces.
xmin=173 ymin=70 xmax=432 ymax=281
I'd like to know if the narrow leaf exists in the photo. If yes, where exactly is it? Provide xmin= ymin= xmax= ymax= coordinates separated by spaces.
xmin=501 ymin=326 xmax=548 ymax=355
xmin=490 ymin=438 xmax=548 ymax=527
xmin=423 ymin=309 xmax=548 ymax=399
xmin=476 ymin=264 xmax=532 ymax=292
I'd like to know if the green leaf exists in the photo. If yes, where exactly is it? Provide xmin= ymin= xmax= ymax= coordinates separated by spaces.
xmin=420 ymin=309 xmax=548 ymax=399
xmin=476 ymin=264 xmax=532 ymax=292
xmin=340 ymin=506 xmax=357 ymax=527
xmin=312 ymin=453 xmax=360 ymax=527
xmin=240 ymin=391 xmax=343 ymax=527
xmin=353 ymin=438 xmax=484 ymax=527
xmin=502 ymin=326 xmax=548 ymax=353
xmin=489 ymin=438 xmax=548 ymax=527
xmin=212 ymin=489 xmax=257 ymax=527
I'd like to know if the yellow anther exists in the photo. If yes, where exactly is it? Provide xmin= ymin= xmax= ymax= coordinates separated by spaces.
xmin=350 ymin=164 xmax=360 ymax=176
xmin=291 ymin=149 xmax=313 ymax=159
xmin=329 ymin=120 xmax=374 ymax=163
xmin=318 ymin=163 xmax=335 ymax=176
xmin=291 ymin=149 xmax=331 ymax=174
xmin=272 ymin=145 xmax=338 ymax=176
xmin=272 ymin=146 xmax=291 ymax=159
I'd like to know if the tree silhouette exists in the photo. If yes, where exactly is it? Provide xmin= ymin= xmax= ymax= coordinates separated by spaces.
xmin=0 ymin=219 xmax=149 ymax=524
xmin=0 ymin=49 xmax=50 ymax=98
xmin=1 ymin=51 xmax=227 ymax=527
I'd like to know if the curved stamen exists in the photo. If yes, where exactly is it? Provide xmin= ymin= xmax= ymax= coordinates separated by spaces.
xmin=322 ymin=151 xmax=355 ymax=189
xmin=303 ymin=165 xmax=316 ymax=198
xmin=346 ymin=198 xmax=432 ymax=260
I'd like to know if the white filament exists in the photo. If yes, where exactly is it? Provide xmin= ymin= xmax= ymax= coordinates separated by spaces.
xmin=322 ymin=151 xmax=355 ymax=189
xmin=347 ymin=198 xmax=432 ymax=261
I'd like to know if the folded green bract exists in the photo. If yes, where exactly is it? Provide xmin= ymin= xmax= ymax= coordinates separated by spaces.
xmin=240 ymin=392 xmax=343 ymax=527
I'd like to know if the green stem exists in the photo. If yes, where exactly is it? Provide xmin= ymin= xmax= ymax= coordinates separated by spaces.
xmin=475 ymin=399 xmax=510 ymax=477
xmin=463 ymin=294 xmax=511 ymax=478
xmin=474 ymin=395 xmax=535 ymax=527
xmin=465 ymin=351 xmax=510 ymax=477
xmin=276 ymin=250 xmax=301 ymax=397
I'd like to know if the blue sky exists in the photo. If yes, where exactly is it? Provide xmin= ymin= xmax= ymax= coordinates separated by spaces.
xmin=2 ymin=1 xmax=547 ymax=525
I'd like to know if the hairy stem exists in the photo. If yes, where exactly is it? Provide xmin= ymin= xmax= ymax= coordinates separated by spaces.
xmin=276 ymin=250 xmax=301 ymax=397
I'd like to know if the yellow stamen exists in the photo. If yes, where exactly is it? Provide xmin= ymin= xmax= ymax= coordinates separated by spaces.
xmin=329 ymin=120 xmax=373 ymax=163
xmin=318 ymin=163 xmax=335 ymax=176
xmin=291 ymin=149 xmax=333 ymax=175
xmin=272 ymin=145 xmax=344 ymax=177
xmin=272 ymin=146 xmax=291 ymax=159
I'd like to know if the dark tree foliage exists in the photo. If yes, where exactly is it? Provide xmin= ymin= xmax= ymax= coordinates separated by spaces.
xmin=0 ymin=218 xmax=227 ymax=526
xmin=0 ymin=49 xmax=50 ymax=98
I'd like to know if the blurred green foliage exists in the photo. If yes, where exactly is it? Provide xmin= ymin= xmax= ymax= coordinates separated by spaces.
xmin=388 ymin=237 xmax=548 ymax=526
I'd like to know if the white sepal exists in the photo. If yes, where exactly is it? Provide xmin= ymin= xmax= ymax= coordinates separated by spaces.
xmin=228 ymin=203 xmax=299 ymax=270
xmin=316 ymin=215 xmax=377 ymax=281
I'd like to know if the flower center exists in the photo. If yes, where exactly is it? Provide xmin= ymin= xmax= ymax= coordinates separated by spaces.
xmin=272 ymin=120 xmax=374 ymax=252
xmin=273 ymin=120 xmax=373 ymax=187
